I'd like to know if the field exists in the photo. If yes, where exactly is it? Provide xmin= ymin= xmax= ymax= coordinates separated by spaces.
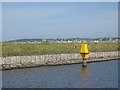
xmin=1 ymin=42 xmax=120 ymax=57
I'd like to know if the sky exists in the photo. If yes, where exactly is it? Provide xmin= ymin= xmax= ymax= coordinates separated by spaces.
xmin=2 ymin=2 xmax=118 ymax=41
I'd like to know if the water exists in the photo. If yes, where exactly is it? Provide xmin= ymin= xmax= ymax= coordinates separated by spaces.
xmin=2 ymin=60 xmax=118 ymax=88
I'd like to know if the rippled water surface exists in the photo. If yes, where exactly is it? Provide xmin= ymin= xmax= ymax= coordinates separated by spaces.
xmin=2 ymin=60 xmax=118 ymax=88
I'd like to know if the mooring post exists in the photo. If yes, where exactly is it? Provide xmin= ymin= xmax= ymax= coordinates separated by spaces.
xmin=82 ymin=59 xmax=87 ymax=67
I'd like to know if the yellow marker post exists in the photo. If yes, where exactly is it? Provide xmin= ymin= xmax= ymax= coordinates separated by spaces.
xmin=80 ymin=44 xmax=90 ymax=67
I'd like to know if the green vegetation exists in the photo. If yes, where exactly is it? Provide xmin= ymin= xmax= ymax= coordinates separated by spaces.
xmin=2 ymin=42 xmax=120 ymax=57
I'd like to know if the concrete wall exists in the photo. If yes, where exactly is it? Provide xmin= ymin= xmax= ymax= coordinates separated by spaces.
xmin=1 ymin=51 xmax=120 ymax=70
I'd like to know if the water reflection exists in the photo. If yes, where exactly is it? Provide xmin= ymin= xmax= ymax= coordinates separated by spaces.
xmin=80 ymin=67 xmax=91 ymax=87
xmin=2 ymin=60 xmax=118 ymax=88
xmin=81 ymin=67 xmax=89 ymax=74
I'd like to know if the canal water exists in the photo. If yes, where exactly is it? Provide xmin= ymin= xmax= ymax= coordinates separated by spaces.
xmin=2 ymin=60 xmax=118 ymax=88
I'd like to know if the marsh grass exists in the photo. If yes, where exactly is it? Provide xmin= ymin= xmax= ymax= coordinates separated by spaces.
xmin=2 ymin=42 xmax=119 ymax=56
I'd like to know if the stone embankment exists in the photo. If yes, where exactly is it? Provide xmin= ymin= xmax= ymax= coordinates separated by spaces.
xmin=1 ymin=51 xmax=120 ymax=70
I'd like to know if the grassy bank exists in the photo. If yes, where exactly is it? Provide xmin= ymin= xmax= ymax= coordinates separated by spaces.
xmin=2 ymin=42 xmax=119 ymax=57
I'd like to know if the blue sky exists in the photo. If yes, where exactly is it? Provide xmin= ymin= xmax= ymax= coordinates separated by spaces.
xmin=2 ymin=2 xmax=118 ymax=41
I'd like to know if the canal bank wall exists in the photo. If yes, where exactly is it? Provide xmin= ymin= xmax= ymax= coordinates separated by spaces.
xmin=1 ymin=51 xmax=120 ymax=70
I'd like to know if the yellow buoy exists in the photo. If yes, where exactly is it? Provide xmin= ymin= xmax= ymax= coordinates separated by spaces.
xmin=80 ymin=44 xmax=90 ymax=59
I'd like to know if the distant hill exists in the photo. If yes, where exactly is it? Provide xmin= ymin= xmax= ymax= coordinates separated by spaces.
xmin=8 ymin=39 xmax=42 ymax=42
xmin=4 ymin=37 xmax=119 ymax=43
xmin=6 ymin=38 xmax=56 ymax=42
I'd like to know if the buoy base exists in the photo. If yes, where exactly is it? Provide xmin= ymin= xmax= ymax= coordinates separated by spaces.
xmin=82 ymin=60 xmax=87 ymax=67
